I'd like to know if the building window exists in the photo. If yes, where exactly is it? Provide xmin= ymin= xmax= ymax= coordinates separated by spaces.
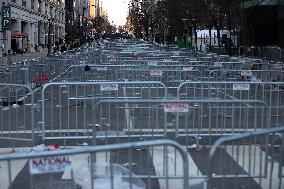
xmin=22 ymin=0 xmax=26 ymax=7
xmin=45 ymin=4 xmax=48 ymax=15
xmin=31 ymin=0 xmax=35 ymax=9
xmin=38 ymin=0 xmax=41 ymax=12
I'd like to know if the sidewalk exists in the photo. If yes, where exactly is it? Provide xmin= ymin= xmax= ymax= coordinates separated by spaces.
xmin=0 ymin=49 xmax=48 ymax=67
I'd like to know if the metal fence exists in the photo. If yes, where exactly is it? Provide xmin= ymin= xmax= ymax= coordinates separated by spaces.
xmin=0 ymin=83 xmax=35 ymax=145
xmin=251 ymin=46 xmax=284 ymax=63
xmin=0 ymin=140 xmax=189 ymax=189
xmin=40 ymin=96 xmax=269 ymax=145
xmin=178 ymin=81 xmax=284 ymax=127
xmin=208 ymin=70 xmax=284 ymax=82
xmin=208 ymin=126 xmax=284 ymax=189
xmin=1 ymin=39 xmax=284 ymax=189
xmin=41 ymin=81 xmax=168 ymax=141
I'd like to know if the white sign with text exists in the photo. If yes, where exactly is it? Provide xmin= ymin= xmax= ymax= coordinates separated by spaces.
xmin=29 ymin=155 xmax=72 ymax=175
xmin=100 ymin=83 xmax=119 ymax=91
xmin=164 ymin=103 xmax=189 ymax=113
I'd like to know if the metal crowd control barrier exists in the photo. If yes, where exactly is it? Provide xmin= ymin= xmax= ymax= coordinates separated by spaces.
xmin=178 ymin=81 xmax=284 ymax=127
xmin=208 ymin=70 xmax=284 ymax=82
xmin=0 ymin=56 xmax=72 ymax=85
xmin=89 ymin=99 xmax=268 ymax=145
xmin=41 ymin=95 xmax=268 ymax=145
xmin=0 ymin=65 xmax=31 ymax=85
xmin=0 ymin=84 xmax=35 ymax=145
xmin=120 ymin=60 xmax=180 ymax=65
xmin=0 ymin=140 xmax=189 ymax=189
xmin=41 ymin=81 xmax=167 ymax=141
xmin=208 ymin=126 xmax=284 ymax=189
xmin=64 ymin=64 xmax=204 ymax=83
xmin=62 ymin=64 xmax=205 ymax=97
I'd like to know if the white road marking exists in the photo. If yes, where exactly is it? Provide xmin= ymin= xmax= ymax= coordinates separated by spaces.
xmin=123 ymin=86 xmax=133 ymax=131
xmin=62 ymin=151 xmax=110 ymax=180
xmin=226 ymin=145 xmax=282 ymax=189
xmin=151 ymin=146 xmax=205 ymax=189
xmin=0 ymin=149 xmax=28 ymax=189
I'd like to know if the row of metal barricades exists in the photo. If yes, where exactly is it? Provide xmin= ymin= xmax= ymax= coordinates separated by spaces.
xmin=0 ymin=39 xmax=284 ymax=189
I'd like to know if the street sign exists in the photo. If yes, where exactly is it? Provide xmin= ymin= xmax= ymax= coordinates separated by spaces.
xmin=233 ymin=84 xmax=250 ymax=91
xmin=214 ymin=62 xmax=222 ymax=68
xmin=148 ymin=61 xmax=158 ymax=66
xmin=96 ymin=67 xmax=108 ymax=71
xmin=241 ymin=70 xmax=252 ymax=76
xmin=183 ymin=67 xmax=193 ymax=71
xmin=100 ymin=83 xmax=119 ymax=91
xmin=2 ymin=6 xmax=11 ymax=30
xmin=29 ymin=155 xmax=72 ymax=174
xmin=150 ymin=70 xmax=163 ymax=76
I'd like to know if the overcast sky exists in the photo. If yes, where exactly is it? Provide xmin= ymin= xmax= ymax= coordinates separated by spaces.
xmin=103 ymin=0 xmax=129 ymax=26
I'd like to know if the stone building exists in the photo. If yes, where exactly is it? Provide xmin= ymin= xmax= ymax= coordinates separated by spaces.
xmin=242 ymin=0 xmax=284 ymax=47
xmin=65 ymin=0 xmax=90 ymax=47
xmin=0 ymin=0 xmax=65 ymax=55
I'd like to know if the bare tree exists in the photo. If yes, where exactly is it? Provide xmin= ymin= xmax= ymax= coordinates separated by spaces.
xmin=127 ymin=0 xmax=242 ymax=51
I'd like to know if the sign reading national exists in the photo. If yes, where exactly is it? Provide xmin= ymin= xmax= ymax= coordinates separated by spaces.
xmin=29 ymin=155 xmax=72 ymax=174
xmin=164 ymin=103 xmax=189 ymax=113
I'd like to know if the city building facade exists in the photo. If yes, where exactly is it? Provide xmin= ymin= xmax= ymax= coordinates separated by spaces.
xmin=90 ymin=0 xmax=98 ymax=18
xmin=90 ymin=0 xmax=107 ymax=18
xmin=242 ymin=0 xmax=284 ymax=47
xmin=0 ymin=0 xmax=65 ymax=55
xmin=65 ymin=0 xmax=90 ymax=47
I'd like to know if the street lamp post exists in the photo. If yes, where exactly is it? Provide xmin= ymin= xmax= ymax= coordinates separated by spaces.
xmin=164 ymin=18 xmax=167 ymax=45
xmin=154 ymin=23 xmax=159 ymax=44
xmin=182 ymin=18 xmax=189 ymax=48
xmin=47 ymin=18 xmax=52 ymax=55
xmin=47 ymin=15 xmax=56 ymax=56
xmin=190 ymin=18 xmax=197 ymax=50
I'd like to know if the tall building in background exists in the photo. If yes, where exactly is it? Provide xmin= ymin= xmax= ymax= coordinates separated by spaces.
xmin=90 ymin=0 xmax=98 ymax=18
xmin=90 ymin=0 xmax=107 ymax=18
xmin=99 ymin=0 xmax=107 ymax=17
xmin=65 ymin=0 xmax=90 ymax=47
xmin=0 ymin=0 xmax=65 ymax=55
xmin=242 ymin=0 xmax=284 ymax=47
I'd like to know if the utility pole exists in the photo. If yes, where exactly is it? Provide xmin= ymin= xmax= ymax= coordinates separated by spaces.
xmin=1 ymin=2 xmax=10 ymax=59
xmin=47 ymin=18 xmax=52 ymax=55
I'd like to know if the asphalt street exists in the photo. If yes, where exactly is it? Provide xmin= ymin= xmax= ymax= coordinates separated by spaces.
xmin=0 ymin=40 xmax=284 ymax=189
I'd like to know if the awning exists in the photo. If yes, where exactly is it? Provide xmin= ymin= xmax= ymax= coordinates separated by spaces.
xmin=11 ymin=31 xmax=28 ymax=39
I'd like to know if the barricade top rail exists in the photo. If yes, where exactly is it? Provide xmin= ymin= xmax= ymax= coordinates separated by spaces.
xmin=42 ymin=81 xmax=168 ymax=92
xmin=93 ymin=99 xmax=268 ymax=108
xmin=208 ymin=69 xmax=284 ymax=73
xmin=209 ymin=126 xmax=284 ymax=158
xmin=0 ymin=139 xmax=187 ymax=161
xmin=0 ymin=83 xmax=33 ymax=89
xmin=69 ymin=64 xmax=216 ymax=68
xmin=208 ymin=126 xmax=284 ymax=189
xmin=177 ymin=81 xmax=284 ymax=94
xmin=178 ymin=80 xmax=284 ymax=86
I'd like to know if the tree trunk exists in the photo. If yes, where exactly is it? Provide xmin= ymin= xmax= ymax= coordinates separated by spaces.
xmin=217 ymin=28 xmax=221 ymax=51
xmin=194 ymin=22 xmax=197 ymax=50
xmin=48 ymin=21 xmax=52 ymax=55
xmin=209 ymin=26 xmax=212 ymax=51
xmin=228 ymin=15 xmax=232 ymax=55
